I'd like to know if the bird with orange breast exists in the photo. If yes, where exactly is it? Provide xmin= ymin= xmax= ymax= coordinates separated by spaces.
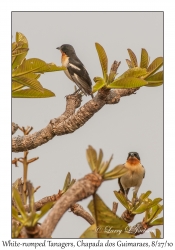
xmin=118 ymin=152 xmax=145 ymax=201
xmin=56 ymin=44 xmax=93 ymax=98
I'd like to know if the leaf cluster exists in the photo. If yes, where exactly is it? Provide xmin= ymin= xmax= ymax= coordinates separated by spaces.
xmin=12 ymin=32 xmax=65 ymax=98
xmin=12 ymin=173 xmax=75 ymax=238
xmin=86 ymin=145 xmax=128 ymax=180
xmin=93 ymin=43 xmax=163 ymax=92
xmin=114 ymin=190 xmax=163 ymax=227
xmin=81 ymin=194 xmax=134 ymax=238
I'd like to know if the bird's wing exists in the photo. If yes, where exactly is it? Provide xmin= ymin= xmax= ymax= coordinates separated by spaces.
xmin=67 ymin=56 xmax=92 ymax=94
xmin=118 ymin=177 xmax=125 ymax=193
xmin=67 ymin=66 xmax=92 ymax=95
xmin=142 ymin=165 xmax=145 ymax=178
xmin=118 ymin=164 xmax=126 ymax=193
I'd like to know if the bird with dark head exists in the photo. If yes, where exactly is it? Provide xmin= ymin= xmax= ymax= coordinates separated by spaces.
xmin=118 ymin=152 xmax=145 ymax=201
xmin=56 ymin=44 xmax=93 ymax=98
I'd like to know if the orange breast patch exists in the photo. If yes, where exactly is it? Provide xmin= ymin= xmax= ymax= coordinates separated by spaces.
xmin=126 ymin=157 xmax=140 ymax=165
xmin=61 ymin=52 xmax=69 ymax=67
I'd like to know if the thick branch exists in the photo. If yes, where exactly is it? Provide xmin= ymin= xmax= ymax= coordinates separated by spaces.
xmin=12 ymin=94 xmax=82 ymax=152
xmin=38 ymin=172 xmax=102 ymax=238
xmin=12 ymin=87 xmax=138 ymax=152
xmin=12 ymin=122 xmax=18 ymax=135
xmin=71 ymin=203 xmax=95 ymax=225
xmin=121 ymin=209 xmax=136 ymax=223
xmin=128 ymin=221 xmax=152 ymax=236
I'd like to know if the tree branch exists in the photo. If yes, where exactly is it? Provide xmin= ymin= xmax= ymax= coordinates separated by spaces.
xmin=70 ymin=203 xmax=95 ymax=225
xmin=22 ymin=193 xmax=62 ymax=213
xmin=112 ymin=202 xmax=118 ymax=214
xmin=12 ymin=87 xmax=138 ymax=152
xmin=38 ymin=172 xmax=102 ymax=238
xmin=121 ymin=209 xmax=136 ymax=223
xmin=12 ymin=122 xmax=18 ymax=135
xmin=128 ymin=221 xmax=152 ymax=236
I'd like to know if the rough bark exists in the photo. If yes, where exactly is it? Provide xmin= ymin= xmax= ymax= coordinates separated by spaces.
xmin=38 ymin=172 xmax=102 ymax=238
xmin=12 ymin=122 xmax=18 ymax=135
xmin=121 ymin=209 xmax=136 ymax=223
xmin=12 ymin=88 xmax=138 ymax=152
xmin=71 ymin=203 xmax=95 ymax=225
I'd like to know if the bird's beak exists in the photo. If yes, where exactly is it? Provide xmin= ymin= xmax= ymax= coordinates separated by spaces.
xmin=130 ymin=153 xmax=134 ymax=157
xmin=56 ymin=47 xmax=60 ymax=50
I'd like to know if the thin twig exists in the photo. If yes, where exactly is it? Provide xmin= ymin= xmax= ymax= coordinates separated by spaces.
xmin=112 ymin=202 xmax=118 ymax=214
xmin=70 ymin=203 xmax=95 ymax=225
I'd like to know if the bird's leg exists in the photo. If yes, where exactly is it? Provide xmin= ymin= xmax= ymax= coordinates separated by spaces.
xmin=124 ymin=189 xmax=131 ymax=203
xmin=132 ymin=190 xmax=139 ymax=205
xmin=72 ymin=88 xmax=81 ymax=95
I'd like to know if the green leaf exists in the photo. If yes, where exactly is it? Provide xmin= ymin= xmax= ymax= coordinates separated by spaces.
xmin=126 ymin=59 xmax=134 ymax=69
xmin=146 ymin=198 xmax=162 ymax=210
xmin=12 ymin=76 xmax=44 ymax=92
xmin=80 ymin=224 xmax=97 ymax=238
xmin=12 ymin=47 xmax=29 ymax=57
xmin=140 ymin=49 xmax=149 ymax=68
xmin=35 ymin=63 xmax=66 ymax=73
xmin=108 ymin=77 xmax=147 ymax=89
xmin=153 ymin=205 xmax=163 ymax=220
xmin=145 ymin=71 xmax=163 ymax=87
xmin=150 ymin=229 xmax=161 ymax=238
xmin=96 ymin=149 xmax=103 ymax=170
xmin=145 ymin=82 xmax=163 ymax=87
xmin=33 ymin=202 xmax=53 ymax=225
xmin=155 ymin=228 xmax=161 ymax=238
xmin=117 ymin=67 xmax=147 ymax=80
xmin=139 ymin=191 xmax=152 ymax=201
xmin=145 ymin=57 xmax=163 ymax=78
xmin=113 ymin=191 xmax=130 ymax=210
xmin=92 ymin=80 xmax=106 ymax=93
xmin=87 ymin=194 xmax=134 ymax=238
xmin=86 ymin=146 xmax=98 ymax=171
xmin=149 ymin=217 xmax=163 ymax=226
xmin=98 ymin=155 xmax=113 ymax=176
xmin=62 ymin=172 xmax=71 ymax=192
xmin=16 ymin=32 xmax=28 ymax=44
xmin=12 ymin=32 xmax=29 ymax=70
xmin=95 ymin=43 xmax=108 ymax=80
xmin=148 ymin=205 xmax=163 ymax=223
xmin=12 ymin=42 xmax=28 ymax=70
xmin=127 ymin=49 xmax=138 ymax=67
xmin=12 ymin=42 xmax=18 ymax=51
xmin=93 ymin=77 xmax=104 ymax=83
xmin=12 ymin=58 xmax=47 ymax=77
xmin=12 ymin=187 xmax=27 ymax=220
xmin=103 ymin=164 xmax=128 ymax=180
xmin=24 ymin=72 xmax=41 ymax=79
xmin=12 ymin=206 xmax=22 ymax=222
xmin=12 ymin=82 xmax=24 ymax=92
xmin=132 ymin=203 xmax=150 ymax=214
xmin=132 ymin=198 xmax=162 ymax=214
xmin=12 ymin=88 xmax=55 ymax=98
